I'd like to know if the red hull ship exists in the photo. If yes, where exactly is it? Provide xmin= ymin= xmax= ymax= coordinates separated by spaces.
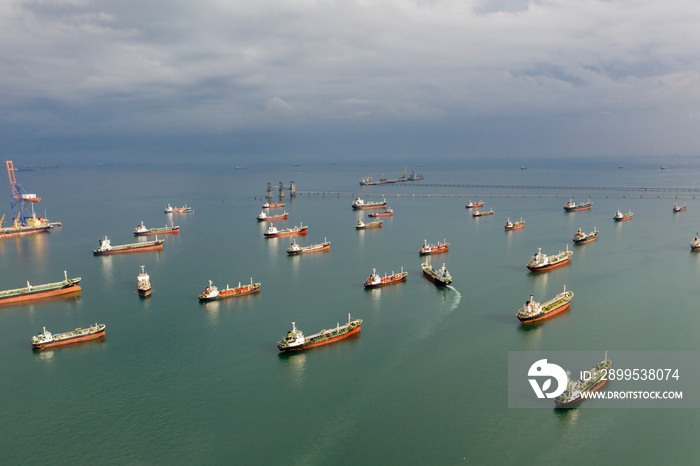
xmin=419 ymin=239 xmax=449 ymax=255
xmin=472 ymin=209 xmax=494 ymax=217
xmin=199 ymin=279 xmax=261 ymax=301
xmin=0 ymin=271 xmax=81 ymax=305
xmin=262 ymin=202 xmax=285 ymax=208
xmin=134 ymin=221 xmax=179 ymax=236
xmin=257 ymin=211 xmax=289 ymax=222
xmin=355 ymin=220 xmax=383 ymax=229
xmin=277 ymin=314 xmax=362 ymax=352
xmin=563 ymin=198 xmax=593 ymax=212
xmin=504 ymin=217 xmax=525 ymax=231
xmin=32 ymin=323 xmax=106 ymax=350
xmin=516 ymin=286 xmax=573 ymax=324
xmin=613 ymin=209 xmax=633 ymax=221
xmin=364 ymin=268 xmax=408 ymax=288
xmin=368 ymin=208 xmax=393 ymax=218
xmin=465 ymin=201 xmax=484 ymax=208
xmin=673 ymin=204 xmax=686 ymax=213
xmin=526 ymin=247 xmax=572 ymax=272
xmin=264 ymin=223 xmax=308 ymax=238
xmin=573 ymin=227 xmax=598 ymax=244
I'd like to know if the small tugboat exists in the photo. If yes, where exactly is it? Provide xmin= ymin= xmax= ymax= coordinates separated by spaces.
xmin=32 ymin=323 xmax=106 ymax=350
xmin=504 ymin=217 xmax=525 ymax=231
xmin=93 ymin=236 xmax=164 ymax=255
xmin=554 ymin=352 xmax=612 ymax=408
xmin=673 ymin=204 xmax=687 ymax=213
xmin=256 ymin=210 xmax=289 ymax=222
xmin=164 ymin=204 xmax=173 ymax=213
xmin=472 ymin=208 xmax=494 ymax=217
xmin=0 ymin=271 xmax=81 ymax=305
xmin=264 ymin=223 xmax=308 ymax=238
xmin=368 ymin=207 xmax=393 ymax=218
xmin=355 ymin=219 xmax=383 ymax=230
xmin=613 ymin=209 xmax=633 ymax=221
xmin=691 ymin=233 xmax=700 ymax=251
xmin=516 ymin=286 xmax=573 ymax=323
xmin=277 ymin=314 xmax=362 ymax=352
xmin=421 ymin=262 xmax=453 ymax=286
xmin=198 ymin=278 xmax=261 ymax=301
xmin=287 ymin=238 xmax=331 ymax=255
xmin=563 ymin=198 xmax=593 ymax=212
xmin=573 ymin=227 xmax=598 ymax=244
xmin=419 ymin=239 xmax=449 ymax=255
xmin=137 ymin=265 xmax=151 ymax=297
xmin=351 ymin=197 xmax=387 ymax=210
xmin=134 ymin=221 xmax=179 ymax=236
xmin=526 ymin=246 xmax=572 ymax=272
xmin=363 ymin=267 xmax=408 ymax=288
xmin=465 ymin=200 xmax=484 ymax=208
xmin=262 ymin=202 xmax=285 ymax=208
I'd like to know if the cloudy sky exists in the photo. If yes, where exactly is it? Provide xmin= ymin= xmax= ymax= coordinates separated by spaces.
xmin=2 ymin=0 xmax=700 ymax=161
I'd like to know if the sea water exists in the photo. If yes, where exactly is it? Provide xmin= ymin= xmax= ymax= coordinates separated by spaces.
xmin=1 ymin=157 xmax=699 ymax=464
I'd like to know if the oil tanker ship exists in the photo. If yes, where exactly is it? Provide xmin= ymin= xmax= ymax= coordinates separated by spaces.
xmin=573 ymin=227 xmax=598 ymax=244
xmin=526 ymin=246 xmax=572 ymax=272
xmin=137 ymin=266 xmax=151 ymax=297
xmin=277 ymin=314 xmax=362 ymax=352
xmin=516 ymin=286 xmax=573 ymax=323
xmin=198 ymin=278 xmax=260 ymax=301
xmin=505 ymin=218 xmax=525 ymax=231
xmin=93 ymin=236 xmax=164 ymax=255
xmin=0 ymin=271 xmax=81 ymax=305
xmin=419 ymin=239 xmax=449 ymax=255
xmin=421 ymin=262 xmax=453 ymax=286
xmin=351 ymin=197 xmax=387 ymax=210
xmin=563 ymin=198 xmax=593 ymax=212
xmin=355 ymin=220 xmax=383 ymax=230
xmin=264 ymin=223 xmax=308 ymax=238
xmin=134 ymin=221 xmax=179 ymax=236
xmin=257 ymin=210 xmax=289 ymax=222
xmin=364 ymin=268 xmax=407 ymax=288
xmin=287 ymin=238 xmax=331 ymax=255
xmin=31 ymin=323 xmax=106 ymax=350
xmin=613 ymin=209 xmax=633 ymax=221
xmin=554 ymin=352 xmax=612 ymax=408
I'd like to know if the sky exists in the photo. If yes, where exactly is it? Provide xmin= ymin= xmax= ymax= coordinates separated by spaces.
xmin=2 ymin=0 xmax=700 ymax=162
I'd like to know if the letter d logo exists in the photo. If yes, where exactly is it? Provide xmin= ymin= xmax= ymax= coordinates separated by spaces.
xmin=528 ymin=359 xmax=568 ymax=399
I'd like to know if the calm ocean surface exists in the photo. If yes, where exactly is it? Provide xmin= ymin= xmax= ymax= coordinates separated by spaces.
xmin=1 ymin=157 xmax=699 ymax=464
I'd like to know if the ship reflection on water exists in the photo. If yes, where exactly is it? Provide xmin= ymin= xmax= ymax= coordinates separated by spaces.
xmin=279 ymin=351 xmax=307 ymax=388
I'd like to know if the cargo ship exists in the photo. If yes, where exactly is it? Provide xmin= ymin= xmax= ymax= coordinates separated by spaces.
xmin=93 ymin=236 xmax=164 ymax=255
xmin=364 ymin=267 xmax=408 ymax=288
xmin=262 ymin=202 xmax=285 ymax=208
xmin=32 ymin=323 xmax=106 ymax=350
xmin=287 ymin=238 xmax=331 ymax=255
xmin=465 ymin=200 xmax=484 ymax=208
xmin=673 ymin=204 xmax=687 ymax=213
xmin=526 ymin=246 xmax=572 ymax=272
xmin=421 ymin=262 xmax=452 ymax=286
xmin=419 ymin=239 xmax=449 ymax=255
xmin=472 ymin=208 xmax=494 ymax=217
xmin=351 ymin=197 xmax=387 ymax=210
xmin=199 ymin=278 xmax=260 ymax=301
xmin=0 ymin=271 xmax=81 ymax=305
xmin=516 ymin=286 xmax=573 ymax=323
xmin=137 ymin=266 xmax=151 ymax=297
xmin=505 ymin=217 xmax=525 ymax=231
xmin=355 ymin=220 xmax=383 ymax=230
xmin=264 ymin=223 xmax=308 ymax=238
xmin=613 ymin=209 xmax=633 ymax=221
xmin=257 ymin=210 xmax=289 ymax=222
xmin=277 ymin=314 xmax=362 ymax=352
xmin=573 ymin=227 xmax=598 ymax=244
xmin=134 ymin=221 xmax=179 ymax=236
xmin=563 ymin=198 xmax=593 ymax=212
xmin=691 ymin=234 xmax=700 ymax=251
xmin=368 ymin=208 xmax=393 ymax=218
xmin=164 ymin=204 xmax=193 ymax=213
xmin=554 ymin=352 xmax=612 ymax=408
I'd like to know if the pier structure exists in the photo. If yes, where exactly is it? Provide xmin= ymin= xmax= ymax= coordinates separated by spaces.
xmin=266 ymin=181 xmax=296 ymax=198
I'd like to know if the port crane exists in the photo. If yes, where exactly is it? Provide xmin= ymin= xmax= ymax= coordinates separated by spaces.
xmin=6 ymin=161 xmax=41 ymax=226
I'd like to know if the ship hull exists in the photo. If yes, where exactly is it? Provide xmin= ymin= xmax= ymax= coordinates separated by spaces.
xmin=517 ymin=302 xmax=570 ymax=324
xmin=264 ymin=228 xmax=308 ymax=238
xmin=355 ymin=223 xmax=382 ymax=230
xmin=505 ymin=224 xmax=525 ymax=231
xmin=0 ymin=282 xmax=81 ymax=305
xmin=287 ymin=244 xmax=330 ymax=255
xmin=419 ymin=246 xmax=449 ymax=255
xmin=554 ymin=378 xmax=607 ymax=408
xmin=134 ymin=228 xmax=179 ymax=236
xmin=613 ymin=216 xmax=632 ymax=222
xmin=257 ymin=215 xmax=288 ymax=222
xmin=0 ymin=225 xmax=52 ymax=238
xmin=527 ymin=256 xmax=571 ymax=272
xmin=94 ymin=241 xmax=164 ymax=255
xmin=564 ymin=204 xmax=592 ymax=212
xmin=138 ymin=288 xmax=152 ymax=297
xmin=352 ymin=202 xmax=387 ymax=210
xmin=278 ymin=325 xmax=361 ymax=352
xmin=199 ymin=285 xmax=260 ymax=301
xmin=364 ymin=274 xmax=407 ymax=288
xmin=422 ymin=270 xmax=452 ymax=286
xmin=32 ymin=328 xmax=106 ymax=350
xmin=473 ymin=212 xmax=494 ymax=217
xmin=573 ymin=234 xmax=598 ymax=244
